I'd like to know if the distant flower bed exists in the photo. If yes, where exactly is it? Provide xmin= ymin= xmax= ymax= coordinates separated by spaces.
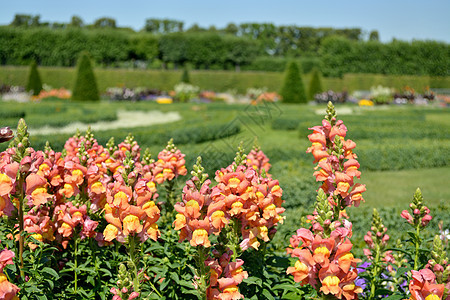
xmin=33 ymin=87 xmax=71 ymax=101
xmin=0 ymin=85 xmax=31 ymax=102
xmin=105 ymin=87 xmax=163 ymax=101
xmin=314 ymin=90 xmax=351 ymax=104
xmin=1 ymin=84 xmax=71 ymax=102
xmin=358 ymin=99 xmax=374 ymax=106
xmin=353 ymin=85 xmax=438 ymax=105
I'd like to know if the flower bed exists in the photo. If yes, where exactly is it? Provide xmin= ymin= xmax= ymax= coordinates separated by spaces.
xmin=0 ymin=102 xmax=449 ymax=299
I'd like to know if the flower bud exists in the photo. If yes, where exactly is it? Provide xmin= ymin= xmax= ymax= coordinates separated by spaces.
xmin=421 ymin=214 xmax=432 ymax=227
xmin=401 ymin=210 xmax=413 ymax=224
xmin=433 ymin=264 xmax=444 ymax=272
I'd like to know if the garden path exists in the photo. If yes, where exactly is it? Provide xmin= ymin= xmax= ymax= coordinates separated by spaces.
xmin=29 ymin=110 xmax=182 ymax=135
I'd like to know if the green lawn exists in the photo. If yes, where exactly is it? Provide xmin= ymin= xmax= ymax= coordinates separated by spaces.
xmin=361 ymin=166 xmax=450 ymax=207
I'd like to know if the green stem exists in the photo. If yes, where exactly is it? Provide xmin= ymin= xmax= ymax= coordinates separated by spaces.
xmin=18 ymin=174 xmax=25 ymax=278
xmin=147 ymin=279 xmax=163 ymax=298
xmin=128 ymin=236 xmax=163 ymax=298
xmin=230 ymin=220 xmax=240 ymax=261
xmin=197 ymin=246 xmax=208 ymax=300
xmin=413 ymin=224 xmax=420 ymax=270
xmin=166 ymin=180 xmax=176 ymax=212
xmin=129 ymin=235 xmax=140 ymax=293
xmin=74 ymin=236 xmax=78 ymax=293
xmin=369 ymin=247 xmax=381 ymax=300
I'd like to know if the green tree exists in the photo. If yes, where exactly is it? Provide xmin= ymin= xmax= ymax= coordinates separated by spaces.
xmin=69 ymin=15 xmax=83 ymax=28
xmin=280 ymin=61 xmax=307 ymax=103
xmin=72 ymin=52 xmax=99 ymax=101
xmin=308 ymin=67 xmax=323 ymax=100
xmin=93 ymin=17 xmax=116 ymax=29
xmin=10 ymin=14 xmax=40 ymax=27
xmin=369 ymin=30 xmax=379 ymax=41
xmin=181 ymin=65 xmax=190 ymax=83
xmin=26 ymin=61 xmax=43 ymax=96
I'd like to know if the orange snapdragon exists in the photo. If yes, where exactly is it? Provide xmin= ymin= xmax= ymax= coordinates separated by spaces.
xmin=307 ymin=103 xmax=365 ymax=210
xmin=408 ymin=269 xmax=445 ymax=300
xmin=288 ymin=103 xmax=363 ymax=299
xmin=246 ymin=146 xmax=271 ymax=176
xmin=153 ymin=139 xmax=187 ymax=184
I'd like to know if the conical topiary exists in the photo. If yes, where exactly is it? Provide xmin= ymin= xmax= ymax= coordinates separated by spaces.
xmin=280 ymin=61 xmax=307 ymax=104
xmin=181 ymin=65 xmax=190 ymax=84
xmin=26 ymin=61 xmax=43 ymax=96
xmin=72 ymin=52 xmax=99 ymax=101
xmin=308 ymin=67 xmax=323 ymax=100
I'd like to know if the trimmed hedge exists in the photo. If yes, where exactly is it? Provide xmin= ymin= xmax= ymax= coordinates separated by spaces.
xmin=72 ymin=52 xmax=99 ymax=101
xmin=0 ymin=121 xmax=242 ymax=154
xmin=271 ymin=118 xmax=300 ymax=130
xmin=280 ymin=62 xmax=307 ymax=103
xmin=2 ymin=66 xmax=449 ymax=94
xmin=357 ymin=141 xmax=450 ymax=171
xmin=26 ymin=61 xmax=42 ymax=95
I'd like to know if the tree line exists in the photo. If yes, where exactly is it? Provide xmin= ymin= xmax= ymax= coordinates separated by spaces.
xmin=1 ymin=14 xmax=448 ymax=76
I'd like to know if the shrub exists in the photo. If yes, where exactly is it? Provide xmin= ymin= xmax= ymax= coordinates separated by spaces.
xmin=180 ymin=65 xmax=190 ymax=83
xmin=26 ymin=61 xmax=43 ymax=96
xmin=308 ymin=67 xmax=323 ymax=100
xmin=72 ymin=52 xmax=99 ymax=101
xmin=280 ymin=61 xmax=307 ymax=103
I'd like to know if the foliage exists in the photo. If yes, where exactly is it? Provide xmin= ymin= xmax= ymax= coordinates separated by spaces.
xmin=26 ymin=61 xmax=43 ymax=96
xmin=280 ymin=62 xmax=307 ymax=104
xmin=0 ymin=22 xmax=448 ymax=76
xmin=180 ymin=65 xmax=190 ymax=84
xmin=173 ymin=83 xmax=199 ymax=102
xmin=370 ymin=85 xmax=394 ymax=104
xmin=72 ymin=52 xmax=99 ymax=101
xmin=321 ymin=36 xmax=450 ymax=77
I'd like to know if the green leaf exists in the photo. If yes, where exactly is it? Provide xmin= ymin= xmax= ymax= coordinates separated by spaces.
xmin=394 ymin=267 xmax=409 ymax=275
xmin=384 ymin=294 xmax=405 ymax=300
xmin=386 ymin=247 xmax=412 ymax=256
xmin=375 ymin=288 xmax=393 ymax=296
xmin=262 ymin=289 xmax=275 ymax=300
xmin=244 ymin=276 xmax=262 ymax=287
xmin=282 ymin=292 xmax=304 ymax=299
xmin=100 ymin=268 xmax=112 ymax=276
xmin=42 ymin=267 xmax=59 ymax=279
xmin=45 ymin=278 xmax=54 ymax=289
xmin=170 ymin=272 xmax=180 ymax=284
xmin=272 ymin=283 xmax=298 ymax=292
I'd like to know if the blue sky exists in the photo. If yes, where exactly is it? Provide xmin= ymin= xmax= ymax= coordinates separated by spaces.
xmin=1 ymin=0 xmax=449 ymax=43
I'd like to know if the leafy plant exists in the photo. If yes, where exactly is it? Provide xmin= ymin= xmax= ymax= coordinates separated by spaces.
xmin=72 ymin=52 xmax=99 ymax=101
xmin=26 ymin=61 xmax=43 ymax=96
xmin=308 ymin=67 xmax=323 ymax=100
xmin=280 ymin=61 xmax=307 ymax=104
